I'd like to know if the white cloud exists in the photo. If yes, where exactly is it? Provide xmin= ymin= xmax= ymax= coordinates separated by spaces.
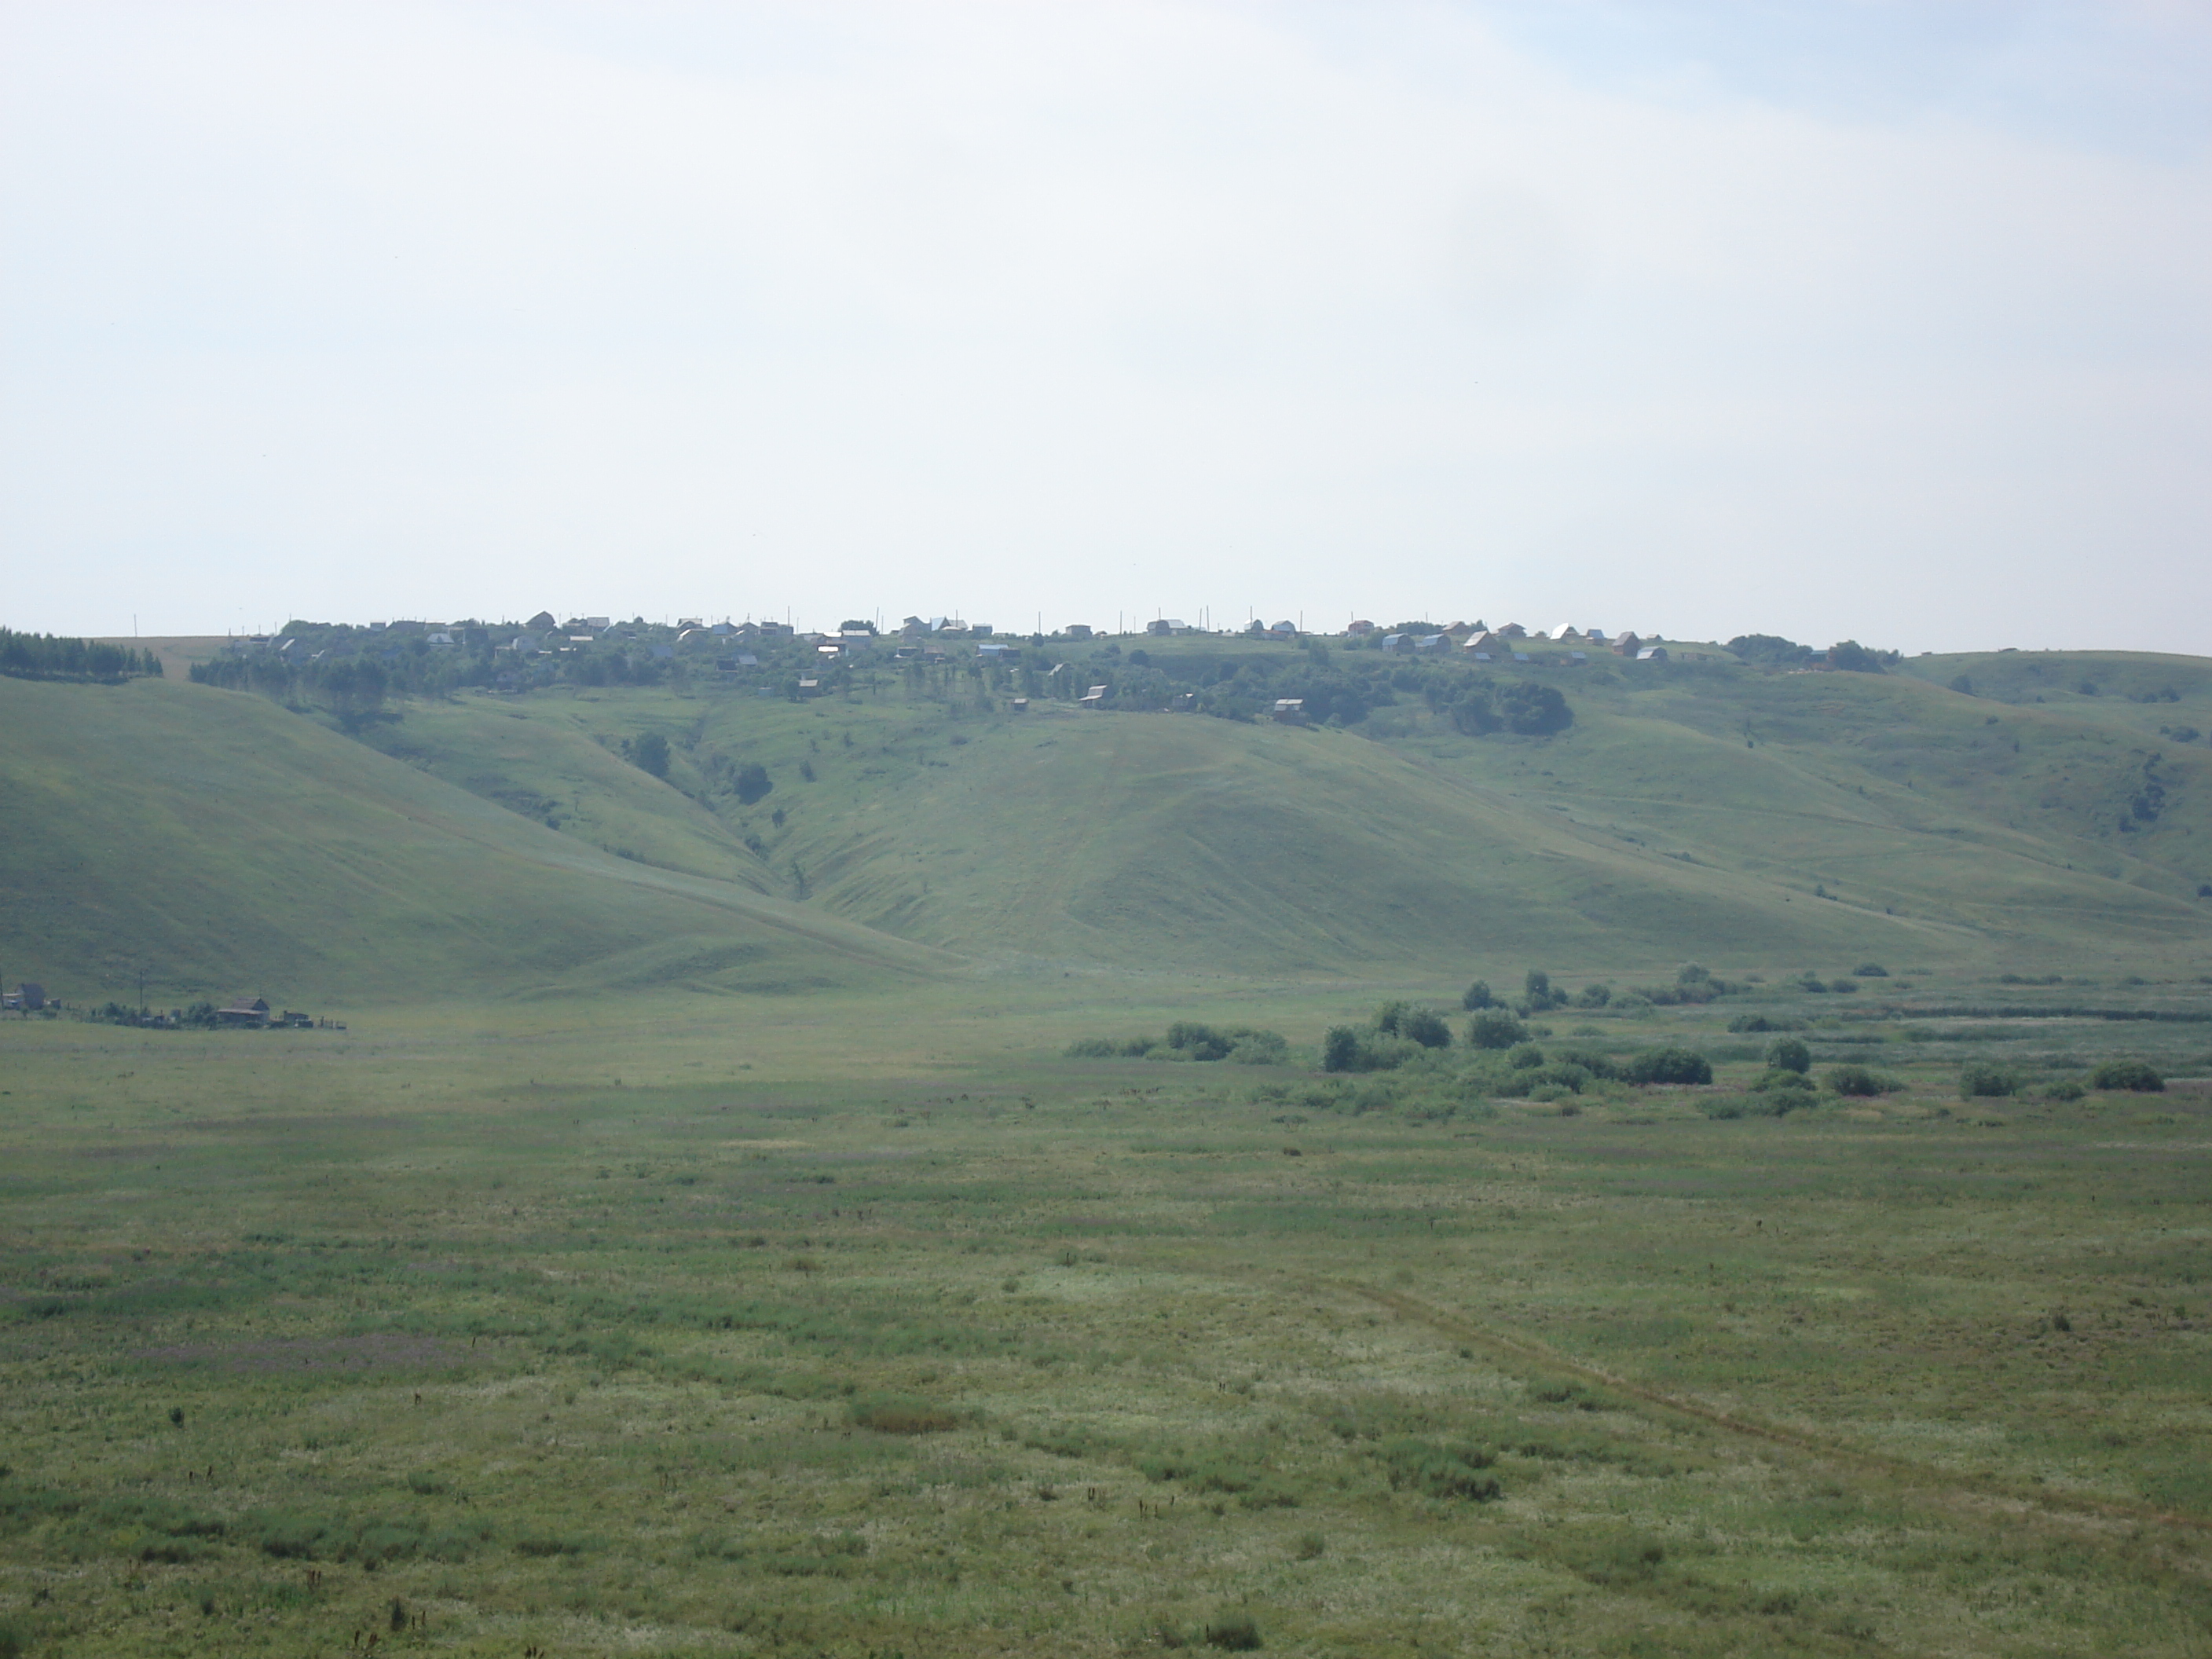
xmin=0 ymin=0 xmax=2205 ymax=649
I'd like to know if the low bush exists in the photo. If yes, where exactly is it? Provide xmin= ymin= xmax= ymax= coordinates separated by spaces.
xmin=1854 ymin=963 xmax=1890 ymax=976
xmin=1765 ymin=1037 xmax=1811 ymax=1074
xmin=1624 ymin=1048 xmax=1712 ymax=1086
xmin=1751 ymin=1069 xmax=1817 ymax=1100
xmin=1958 ymin=1061 xmax=2016 ymax=1099
xmin=848 ymin=1393 xmax=958 ymax=1434
xmin=2089 ymin=1059 xmax=2164 ymax=1093
xmin=1727 ymin=1013 xmax=1805 ymax=1034
xmin=1203 ymin=1612 xmax=1263 ymax=1651
xmin=1466 ymin=1010 xmax=1528 ymax=1050
xmin=1461 ymin=980 xmax=1493 ymax=1010
xmin=1826 ymin=1064 xmax=1897 ymax=1097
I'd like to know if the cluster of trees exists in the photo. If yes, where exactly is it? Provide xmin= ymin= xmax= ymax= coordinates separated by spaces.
xmin=1726 ymin=635 xmax=1903 ymax=673
xmin=1054 ymin=644 xmax=1574 ymax=736
xmin=0 ymin=629 xmax=163 ymax=683
xmin=1064 ymin=1021 xmax=1288 ymax=1064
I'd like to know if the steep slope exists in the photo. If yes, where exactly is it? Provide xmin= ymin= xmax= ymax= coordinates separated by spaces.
xmin=0 ymin=676 xmax=943 ymax=1005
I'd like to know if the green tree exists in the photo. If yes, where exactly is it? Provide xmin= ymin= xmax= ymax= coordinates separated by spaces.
xmin=1766 ymin=1038 xmax=1811 ymax=1074
xmin=629 ymin=732 xmax=671 ymax=778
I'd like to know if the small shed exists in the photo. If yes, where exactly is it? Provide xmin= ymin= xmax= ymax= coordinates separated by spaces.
xmin=1080 ymin=685 xmax=1109 ymax=709
xmin=1271 ymin=698 xmax=1307 ymax=723
xmin=1636 ymin=646 xmax=1669 ymax=662
xmin=5 ymin=983 xmax=46 ymax=1012
xmin=217 ymin=996 xmax=271 ymax=1028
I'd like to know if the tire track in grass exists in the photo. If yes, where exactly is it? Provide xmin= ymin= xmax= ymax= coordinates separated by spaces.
xmin=1319 ymin=1277 xmax=2212 ymax=1540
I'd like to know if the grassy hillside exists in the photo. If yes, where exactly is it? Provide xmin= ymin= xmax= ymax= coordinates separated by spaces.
xmin=0 ymin=676 xmax=942 ymax=1006
xmin=9 ymin=646 xmax=2210 ymax=1002
xmin=315 ymin=649 xmax=2212 ymax=980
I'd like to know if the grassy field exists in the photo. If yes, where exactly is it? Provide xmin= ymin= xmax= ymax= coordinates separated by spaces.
xmin=3 ymin=971 xmax=2210 ymax=1657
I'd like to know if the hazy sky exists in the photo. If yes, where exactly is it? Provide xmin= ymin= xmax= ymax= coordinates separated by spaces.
xmin=3 ymin=2 xmax=2207 ymax=650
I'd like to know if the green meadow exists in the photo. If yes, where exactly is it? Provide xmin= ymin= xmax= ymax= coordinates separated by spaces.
xmin=2 ymin=645 xmax=2211 ymax=1654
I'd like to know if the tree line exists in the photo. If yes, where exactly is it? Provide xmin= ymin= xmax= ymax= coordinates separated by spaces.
xmin=0 ymin=629 xmax=164 ymax=683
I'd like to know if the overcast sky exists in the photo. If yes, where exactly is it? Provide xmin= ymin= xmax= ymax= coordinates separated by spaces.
xmin=2 ymin=1 xmax=2207 ymax=650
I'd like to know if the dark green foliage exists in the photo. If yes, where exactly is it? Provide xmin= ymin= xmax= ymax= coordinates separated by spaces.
xmin=1168 ymin=1021 xmax=1234 ymax=1061
xmin=1401 ymin=1009 xmax=1452 ymax=1049
xmin=1506 ymin=1043 xmax=1546 ymax=1071
xmin=734 ymin=761 xmax=773 ymax=804
xmin=1853 ymin=963 xmax=1890 ymax=977
xmin=1826 ymin=1064 xmax=1895 ymax=1097
xmin=0 ymin=628 xmax=163 ymax=683
xmin=1727 ymin=634 xmax=1815 ymax=668
xmin=1828 ymin=639 xmax=1899 ymax=673
xmin=1203 ymin=1611 xmax=1263 ymax=1650
xmin=1466 ymin=1010 xmax=1528 ymax=1050
xmin=1321 ymin=1027 xmax=1362 ymax=1073
xmin=1574 ymin=982 xmax=1612 ymax=1008
xmin=2089 ymin=1059 xmax=2164 ymax=1092
xmin=1958 ymin=1061 xmax=2016 ymax=1098
xmin=1495 ymin=681 xmax=1573 ymax=734
xmin=627 ymin=731 xmax=670 ymax=778
xmin=1461 ymin=980 xmax=1494 ymax=1010
xmin=1766 ymin=1038 xmax=1811 ymax=1074
xmin=1727 ymin=1013 xmax=1805 ymax=1034
xmin=1625 ymin=1048 xmax=1712 ymax=1086
xmin=848 ymin=1393 xmax=958 ymax=1434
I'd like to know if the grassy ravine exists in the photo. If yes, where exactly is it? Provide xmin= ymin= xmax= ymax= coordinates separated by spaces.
xmin=3 ymin=976 xmax=2210 ymax=1657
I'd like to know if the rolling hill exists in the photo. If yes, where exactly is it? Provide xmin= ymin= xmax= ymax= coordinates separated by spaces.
xmin=5 ymin=643 xmax=2210 ymax=1004
xmin=0 ymin=674 xmax=943 ymax=1006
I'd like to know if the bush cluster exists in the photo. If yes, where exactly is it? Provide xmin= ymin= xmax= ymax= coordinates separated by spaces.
xmin=1065 ymin=1024 xmax=1287 ymax=1064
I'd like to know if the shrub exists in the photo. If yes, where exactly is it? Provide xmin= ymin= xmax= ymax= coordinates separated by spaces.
xmin=1828 ymin=978 xmax=1861 ymax=994
xmin=1461 ymin=980 xmax=1494 ymax=1011
xmin=1625 ymin=1048 xmax=1712 ymax=1086
xmin=1853 ymin=963 xmax=1890 ymax=977
xmin=627 ymin=731 xmax=671 ymax=778
xmin=1401 ymin=1008 xmax=1452 ymax=1049
xmin=1321 ymin=1027 xmax=1362 ymax=1073
xmin=1765 ymin=1038 xmax=1811 ymax=1074
xmin=733 ymin=762 xmax=773 ymax=804
xmin=1466 ymin=1010 xmax=1528 ymax=1050
xmin=1575 ymin=983 xmax=1612 ymax=1008
xmin=1506 ymin=1043 xmax=1547 ymax=1071
xmin=1203 ymin=1612 xmax=1263 ymax=1650
xmin=2089 ymin=1059 xmax=2164 ymax=1093
xmin=1064 ymin=1035 xmax=1157 ymax=1058
xmin=1826 ymin=1064 xmax=1893 ymax=1097
xmin=849 ymin=1393 xmax=957 ymax=1434
xmin=1227 ymin=1031 xmax=1289 ymax=1064
xmin=1550 ymin=1046 xmax=1621 ymax=1082
xmin=2042 ymin=1079 xmax=2086 ymax=1101
xmin=1166 ymin=1021 xmax=1233 ymax=1061
xmin=1751 ymin=1069 xmax=1816 ymax=1097
xmin=1957 ymin=1061 xmax=2016 ymax=1099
